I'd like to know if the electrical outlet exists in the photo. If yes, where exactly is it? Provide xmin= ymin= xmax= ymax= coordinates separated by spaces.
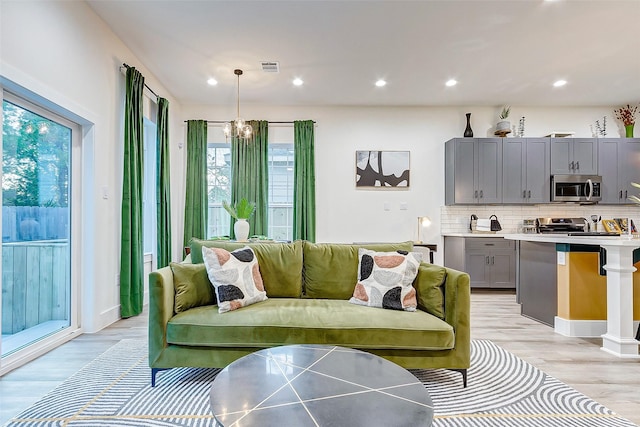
xmin=384 ymin=202 xmax=391 ymax=211
xmin=399 ymin=202 xmax=408 ymax=210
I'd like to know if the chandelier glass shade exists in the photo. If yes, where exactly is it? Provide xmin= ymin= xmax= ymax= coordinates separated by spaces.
xmin=224 ymin=69 xmax=253 ymax=141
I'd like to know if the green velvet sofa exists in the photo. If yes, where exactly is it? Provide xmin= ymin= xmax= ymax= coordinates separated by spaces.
xmin=148 ymin=240 xmax=470 ymax=387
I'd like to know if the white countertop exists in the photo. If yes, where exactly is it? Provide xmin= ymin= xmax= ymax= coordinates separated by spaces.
xmin=501 ymin=233 xmax=640 ymax=247
xmin=444 ymin=232 xmax=640 ymax=247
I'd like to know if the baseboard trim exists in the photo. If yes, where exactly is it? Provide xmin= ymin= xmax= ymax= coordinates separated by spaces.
xmin=555 ymin=317 xmax=640 ymax=338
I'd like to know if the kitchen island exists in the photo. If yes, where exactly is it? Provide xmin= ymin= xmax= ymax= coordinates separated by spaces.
xmin=503 ymin=233 xmax=640 ymax=358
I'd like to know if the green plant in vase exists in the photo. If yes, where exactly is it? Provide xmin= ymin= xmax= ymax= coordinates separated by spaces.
xmin=223 ymin=198 xmax=256 ymax=242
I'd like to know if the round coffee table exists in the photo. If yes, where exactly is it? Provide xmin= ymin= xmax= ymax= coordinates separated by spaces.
xmin=209 ymin=344 xmax=433 ymax=426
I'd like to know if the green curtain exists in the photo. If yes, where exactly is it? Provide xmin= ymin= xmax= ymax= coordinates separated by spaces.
xmin=293 ymin=120 xmax=316 ymax=242
xmin=120 ymin=66 xmax=145 ymax=318
xmin=230 ymin=120 xmax=268 ymax=238
xmin=183 ymin=120 xmax=208 ymax=248
xmin=156 ymin=97 xmax=171 ymax=268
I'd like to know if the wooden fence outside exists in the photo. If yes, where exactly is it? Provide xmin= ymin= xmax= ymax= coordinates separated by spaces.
xmin=1 ymin=241 xmax=69 ymax=334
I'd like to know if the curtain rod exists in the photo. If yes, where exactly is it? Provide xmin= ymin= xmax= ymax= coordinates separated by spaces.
xmin=121 ymin=63 xmax=160 ymax=98
xmin=183 ymin=120 xmax=316 ymax=124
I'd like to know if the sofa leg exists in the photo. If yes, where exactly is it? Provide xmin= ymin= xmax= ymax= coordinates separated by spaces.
xmin=449 ymin=368 xmax=468 ymax=387
xmin=151 ymin=368 xmax=170 ymax=387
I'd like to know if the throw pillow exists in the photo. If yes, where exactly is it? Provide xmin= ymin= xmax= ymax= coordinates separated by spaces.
xmin=170 ymin=262 xmax=216 ymax=313
xmin=413 ymin=263 xmax=447 ymax=320
xmin=202 ymin=245 xmax=267 ymax=313
xmin=349 ymin=248 xmax=422 ymax=311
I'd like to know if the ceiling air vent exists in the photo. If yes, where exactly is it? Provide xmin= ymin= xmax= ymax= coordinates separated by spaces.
xmin=261 ymin=61 xmax=280 ymax=73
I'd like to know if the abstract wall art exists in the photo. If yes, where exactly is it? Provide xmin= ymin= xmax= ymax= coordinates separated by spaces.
xmin=355 ymin=150 xmax=410 ymax=188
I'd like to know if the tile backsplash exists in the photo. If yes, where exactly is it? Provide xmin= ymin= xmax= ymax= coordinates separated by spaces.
xmin=441 ymin=204 xmax=640 ymax=233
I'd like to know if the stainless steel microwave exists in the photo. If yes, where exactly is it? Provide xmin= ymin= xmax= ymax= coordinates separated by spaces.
xmin=551 ymin=174 xmax=602 ymax=203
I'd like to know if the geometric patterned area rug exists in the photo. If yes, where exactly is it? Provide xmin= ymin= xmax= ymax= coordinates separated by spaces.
xmin=4 ymin=339 xmax=637 ymax=427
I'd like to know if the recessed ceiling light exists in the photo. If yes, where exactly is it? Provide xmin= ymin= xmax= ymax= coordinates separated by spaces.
xmin=553 ymin=79 xmax=567 ymax=87
xmin=375 ymin=79 xmax=387 ymax=87
xmin=293 ymin=78 xmax=304 ymax=86
xmin=207 ymin=78 xmax=218 ymax=86
xmin=445 ymin=79 xmax=458 ymax=87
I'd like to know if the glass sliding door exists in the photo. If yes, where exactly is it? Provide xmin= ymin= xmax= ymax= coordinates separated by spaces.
xmin=1 ymin=94 xmax=75 ymax=359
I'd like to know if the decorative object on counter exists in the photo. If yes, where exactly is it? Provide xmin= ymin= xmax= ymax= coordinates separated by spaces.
xmin=223 ymin=197 xmax=256 ymax=242
xmin=489 ymin=214 xmax=502 ymax=232
xmin=522 ymin=218 xmax=537 ymax=234
xmin=601 ymin=219 xmax=622 ymax=234
xmin=469 ymin=214 xmax=478 ymax=232
xmin=590 ymin=214 xmax=601 ymax=232
xmin=614 ymin=103 xmax=637 ymax=138
xmin=628 ymin=182 xmax=640 ymax=204
xmin=415 ymin=216 xmax=432 ymax=243
xmin=595 ymin=116 xmax=607 ymax=137
xmin=463 ymin=112 xmax=473 ymax=137
xmin=517 ymin=116 xmax=525 ymax=137
xmin=613 ymin=218 xmax=636 ymax=234
xmin=545 ymin=131 xmax=574 ymax=137
xmin=355 ymin=150 xmax=410 ymax=188
xmin=494 ymin=105 xmax=511 ymax=137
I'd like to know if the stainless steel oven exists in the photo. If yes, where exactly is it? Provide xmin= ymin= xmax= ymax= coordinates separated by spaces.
xmin=551 ymin=174 xmax=601 ymax=203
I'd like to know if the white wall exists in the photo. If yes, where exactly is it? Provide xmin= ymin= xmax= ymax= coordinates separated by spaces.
xmin=182 ymin=104 xmax=621 ymax=264
xmin=1 ymin=1 xmax=184 ymax=332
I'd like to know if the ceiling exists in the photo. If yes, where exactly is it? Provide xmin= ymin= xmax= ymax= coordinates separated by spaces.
xmin=86 ymin=0 xmax=640 ymax=108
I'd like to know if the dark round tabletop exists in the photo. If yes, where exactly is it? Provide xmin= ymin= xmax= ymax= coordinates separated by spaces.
xmin=210 ymin=344 xmax=434 ymax=426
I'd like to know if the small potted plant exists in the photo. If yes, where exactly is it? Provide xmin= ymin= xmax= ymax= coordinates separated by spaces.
xmin=223 ymin=198 xmax=255 ymax=241
xmin=495 ymin=105 xmax=511 ymax=135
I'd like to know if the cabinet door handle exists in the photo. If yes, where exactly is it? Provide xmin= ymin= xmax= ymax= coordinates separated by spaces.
xmin=523 ymin=190 xmax=526 ymax=198
xmin=625 ymin=190 xmax=628 ymax=199
xmin=491 ymin=256 xmax=495 ymax=265
xmin=528 ymin=190 xmax=531 ymax=198
xmin=576 ymin=161 xmax=580 ymax=170
xmin=480 ymin=190 xmax=483 ymax=198
xmin=570 ymin=161 xmax=574 ymax=170
xmin=475 ymin=190 xmax=478 ymax=199
xmin=485 ymin=256 xmax=490 ymax=265
xmin=620 ymin=190 xmax=623 ymax=199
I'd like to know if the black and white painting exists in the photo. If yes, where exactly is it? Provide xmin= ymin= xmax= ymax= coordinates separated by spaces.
xmin=355 ymin=150 xmax=410 ymax=188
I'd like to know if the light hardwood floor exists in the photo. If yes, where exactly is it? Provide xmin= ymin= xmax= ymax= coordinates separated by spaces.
xmin=1 ymin=290 xmax=639 ymax=425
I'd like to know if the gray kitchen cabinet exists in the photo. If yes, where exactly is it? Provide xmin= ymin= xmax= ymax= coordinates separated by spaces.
xmin=502 ymin=138 xmax=550 ymax=203
xmin=550 ymin=138 xmax=597 ymax=175
xmin=444 ymin=236 xmax=516 ymax=289
xmin=518 ymin=241 xmax=557 ymax=326
xmin=445 ymin=138 xmax=502 ymax=205
xmin=598 ymin=138 xmax=640 ymax=204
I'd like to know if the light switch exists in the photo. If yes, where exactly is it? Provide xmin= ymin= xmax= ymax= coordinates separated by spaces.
xmin=102 ymin=186 xmax=109 ymax=199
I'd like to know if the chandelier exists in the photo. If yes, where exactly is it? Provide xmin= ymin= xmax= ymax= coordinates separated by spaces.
xmin=223 ymin=69 xmax=253 ymax=141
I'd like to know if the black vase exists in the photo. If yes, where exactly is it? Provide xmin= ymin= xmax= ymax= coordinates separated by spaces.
xmin=464 ymin=113 xmax=473 ymax=137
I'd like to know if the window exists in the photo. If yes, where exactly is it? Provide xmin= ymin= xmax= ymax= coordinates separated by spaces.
xmin=206 ymin=142 xmax=294 ymax=241
xmin=1 ymin=93 xmax=78 ymax=361
xmin=143 ymin=117 xmax=157 ymax=255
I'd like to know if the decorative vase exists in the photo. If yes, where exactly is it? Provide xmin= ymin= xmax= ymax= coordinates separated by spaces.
xmin=464 ymin=113 xmax=473 ymax=137
xmin=625 ymin=124 xmax=634 ymax=138
xmin=234 ymin=218 xmax=250 ymax=242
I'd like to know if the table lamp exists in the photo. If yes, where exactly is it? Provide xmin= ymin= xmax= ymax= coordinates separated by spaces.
xmin=416 ymin=216 xmax=432 ymax=244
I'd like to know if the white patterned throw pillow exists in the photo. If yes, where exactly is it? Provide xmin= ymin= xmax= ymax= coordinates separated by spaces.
xmin=202 ymin=246 xmax=267 ymax=313
xmin=349 ymin=248 xmax=422 ymax=311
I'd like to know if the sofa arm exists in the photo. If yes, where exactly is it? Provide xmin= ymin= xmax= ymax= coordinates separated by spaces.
xmin=443 ymin=266 xmax=471 ymax=367
xmin=148 ymin=265 xmax=175 ymax=367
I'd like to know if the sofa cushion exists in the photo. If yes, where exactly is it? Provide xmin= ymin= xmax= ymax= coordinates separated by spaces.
xmin=350 ymin=248 xmax=422 ymax=311
xmin=170 ymin=262 xmax=216 ymax=313
xmin=414 ymin=263 xmax=447 ymax=320
xmin=190 ymin=239 xmax=303 ymax=297
xmin=303 ymin=241 xmax=415 ymax=299
xmin=202 ymin=246 xmax=267 ymax=313
xmin=167 ymin=298 xmax=454 ymax=351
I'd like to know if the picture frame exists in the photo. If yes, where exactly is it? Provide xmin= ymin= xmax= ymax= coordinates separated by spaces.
xmin=355 ymin=150 xmax=410 ymax=188
xmin=602 ymin=219 xmax=622 ymax=233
